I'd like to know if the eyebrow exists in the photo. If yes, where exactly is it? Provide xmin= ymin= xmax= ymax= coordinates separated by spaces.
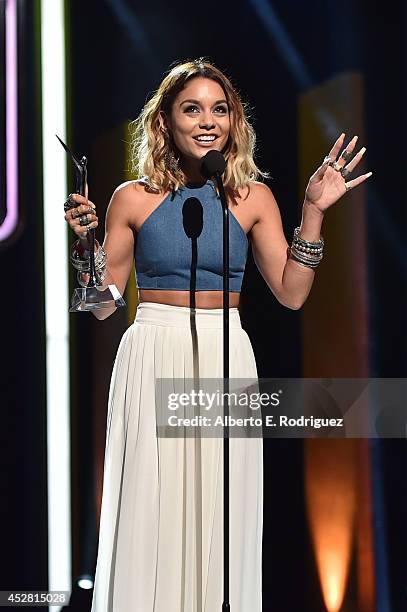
xmin=179 ymin=98 xmax=228 ymax=107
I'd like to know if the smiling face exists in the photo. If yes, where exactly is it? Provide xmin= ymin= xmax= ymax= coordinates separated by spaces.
xmin=164 ymin=77 xmax=231 ymax=180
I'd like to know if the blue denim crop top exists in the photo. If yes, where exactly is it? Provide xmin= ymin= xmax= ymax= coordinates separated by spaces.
xmin=135 ymin=180 xmax=249 ymax=292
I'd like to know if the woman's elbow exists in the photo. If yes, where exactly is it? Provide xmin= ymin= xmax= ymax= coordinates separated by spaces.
xmin=266 ymin=281 xmax=309 ymax=310
xmin=276 ymin=293 xmax=306 ymax=311
xmin=282 ymin=299 xmax=304 ymax=311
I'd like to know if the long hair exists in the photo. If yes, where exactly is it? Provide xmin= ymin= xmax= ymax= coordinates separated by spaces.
xmin=129 ymin=58 xmax=269 ymax=193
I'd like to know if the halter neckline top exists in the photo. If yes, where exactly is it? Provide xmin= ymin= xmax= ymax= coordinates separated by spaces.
xmin=135 ymin=180 xmax=249 ymax=292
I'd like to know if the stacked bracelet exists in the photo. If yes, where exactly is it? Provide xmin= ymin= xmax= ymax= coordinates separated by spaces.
xmin=289 ymin=227 xmax=324 ymax=269
xmin=71 ymin=239 xmax=107 ymax=287
xmin=70 ymin=239 xmax=107 ymax=272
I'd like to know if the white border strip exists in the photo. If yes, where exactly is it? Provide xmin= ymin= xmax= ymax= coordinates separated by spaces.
xmin=41 ymin=0 xmax=71 ymax=606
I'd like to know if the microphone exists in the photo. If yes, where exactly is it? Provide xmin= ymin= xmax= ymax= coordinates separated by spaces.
xmin=182 ymin=197 xmax=204 ymax=310
xmin=200 ymin=150 xmax=226 ymax=178
xmin=182 ymin=197 xmax=203 ymax=240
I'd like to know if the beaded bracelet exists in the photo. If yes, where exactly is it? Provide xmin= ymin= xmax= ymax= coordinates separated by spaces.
xmin=289 ymin=227 xmax=324 ymax=269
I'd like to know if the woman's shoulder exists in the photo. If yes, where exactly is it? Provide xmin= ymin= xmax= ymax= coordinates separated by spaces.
xmin=230 ymin=181 xmax=278 ymax=228
xmin=232 ymin=180 xmax=275 ymax=208
xmin=109 ymin=179 xmax=163 ymax=209
xmin=107 ymin=179 xmax=167 ymax=226
xmin=238 ymin=180 xmax=274 ymax=200
xmin=112 ymin=178 xmax=161 ymax=200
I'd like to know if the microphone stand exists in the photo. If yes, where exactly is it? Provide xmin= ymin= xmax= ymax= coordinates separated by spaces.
xmin=212 ymin=172 xmax=231 ymax=612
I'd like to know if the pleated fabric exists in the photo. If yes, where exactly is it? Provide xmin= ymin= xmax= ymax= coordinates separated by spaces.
xmin=91 ymin=302 xmax=263 ymax=612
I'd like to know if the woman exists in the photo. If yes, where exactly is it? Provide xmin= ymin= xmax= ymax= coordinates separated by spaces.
xmin=65 ymin=59 xmax=371 ymax=611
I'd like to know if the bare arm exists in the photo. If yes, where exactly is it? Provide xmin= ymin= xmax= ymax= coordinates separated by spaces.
xmin=250 ymin=183 xmax=319 ymax=310
xmin=65 ymin=182 xmax=137 ymax=320
xmin=93 ymin=183 xmax=136 ymax=320
xmin=250 ymin=133 xmax=372 ymax=310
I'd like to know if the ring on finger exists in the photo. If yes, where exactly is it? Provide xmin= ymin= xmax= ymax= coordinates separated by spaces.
xmin=63 ymin=196 xmax=76 ymax=212
xmin=79 ymin=214 xmax=89 ymax=226
xmin=345 ymin=183 xmax=352 ymax=192
xmin=340 ymin=167 xmax=351 ymax=178
xmin=328 ymin=160 xmax=342 ymax=172
xmin=340 ymin=149 xmax=352 ymax=162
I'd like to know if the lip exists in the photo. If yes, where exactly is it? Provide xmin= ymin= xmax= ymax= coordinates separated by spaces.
xmin=193 ymin=134 xmax=218 ymax=140
xmin=193 ymin=139 xmax=219 ymax=148
xmin=192 ymin=135 xmax=220 ymax=148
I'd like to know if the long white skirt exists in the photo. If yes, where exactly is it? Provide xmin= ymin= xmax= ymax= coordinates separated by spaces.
xmin=91 ymin=302 xmax=263 ymax=612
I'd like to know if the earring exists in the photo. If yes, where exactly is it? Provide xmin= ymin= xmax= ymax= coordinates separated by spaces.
xmin=164 ymin=146 xmax=180 ymax=172
xmin=161 ymin=125 xmax=180 ymax=172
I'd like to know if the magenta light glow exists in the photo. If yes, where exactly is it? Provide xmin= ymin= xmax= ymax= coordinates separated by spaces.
xmin=0 ymin=0 xmax=18 ymax=242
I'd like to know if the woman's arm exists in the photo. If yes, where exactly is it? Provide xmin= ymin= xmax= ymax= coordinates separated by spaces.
xmin=93 ymin=183 xmax=136 ymax=320
xmin=250 ymin=133 xmax=372 ymax=310
xmin=249 ymin=183 xmax=317 ymax=310
xmin=66 ymin=182 xmax=137 ymax=320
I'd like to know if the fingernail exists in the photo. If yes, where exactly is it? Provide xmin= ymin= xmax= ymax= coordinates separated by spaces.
xmin=360 ymin=147 xmax=366 ymax=154
xmin=366 ymin=171 xmax=372 ymax=177
xmin=353 ymin=135 xmax=358 ymax=141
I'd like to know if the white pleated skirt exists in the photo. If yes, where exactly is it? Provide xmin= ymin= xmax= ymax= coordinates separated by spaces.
xmin=91 ymin=302 xmax=263 ymax=612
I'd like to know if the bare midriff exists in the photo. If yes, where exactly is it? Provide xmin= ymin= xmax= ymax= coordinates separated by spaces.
xmin=138 ymin=289 xmax=240 ymax=308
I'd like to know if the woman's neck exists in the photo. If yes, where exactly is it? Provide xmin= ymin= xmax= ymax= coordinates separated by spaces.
xmin=180 ymin=158 xmax=206 ymax=185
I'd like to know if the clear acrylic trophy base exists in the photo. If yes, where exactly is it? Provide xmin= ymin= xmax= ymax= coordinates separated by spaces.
xmin=69 ymin=284 xmax=126 ymax=312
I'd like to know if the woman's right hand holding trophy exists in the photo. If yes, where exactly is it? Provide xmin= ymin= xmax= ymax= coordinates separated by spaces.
xmin=58 ymin=136 xmax=125 ymax=312
xmin=64 ymin=191 xmax=99 ymax=240
xmin=63 ymin=190 xmax=109 ymax=299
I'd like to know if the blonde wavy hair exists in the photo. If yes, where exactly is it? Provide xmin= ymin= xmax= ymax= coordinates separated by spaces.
xmin=129 ymin=58 xmax=269 ymax=193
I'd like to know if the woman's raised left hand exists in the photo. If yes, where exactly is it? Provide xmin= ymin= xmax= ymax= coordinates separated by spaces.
xmin=304 ymin=133 xmax=372 ymax=213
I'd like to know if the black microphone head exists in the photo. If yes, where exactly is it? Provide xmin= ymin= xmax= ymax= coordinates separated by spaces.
xmin=182 ymin=197 xmax=203 ymax=239
xmin=200 ymin=150 xmax=226 ymax=178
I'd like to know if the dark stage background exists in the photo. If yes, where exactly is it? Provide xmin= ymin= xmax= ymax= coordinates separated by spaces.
xmin=1 ymin=0 xmax=407 ymax=610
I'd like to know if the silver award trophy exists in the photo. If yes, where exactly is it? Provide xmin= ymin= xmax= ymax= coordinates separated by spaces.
xmin=57 ymin=135 xmax=126 ymax=312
